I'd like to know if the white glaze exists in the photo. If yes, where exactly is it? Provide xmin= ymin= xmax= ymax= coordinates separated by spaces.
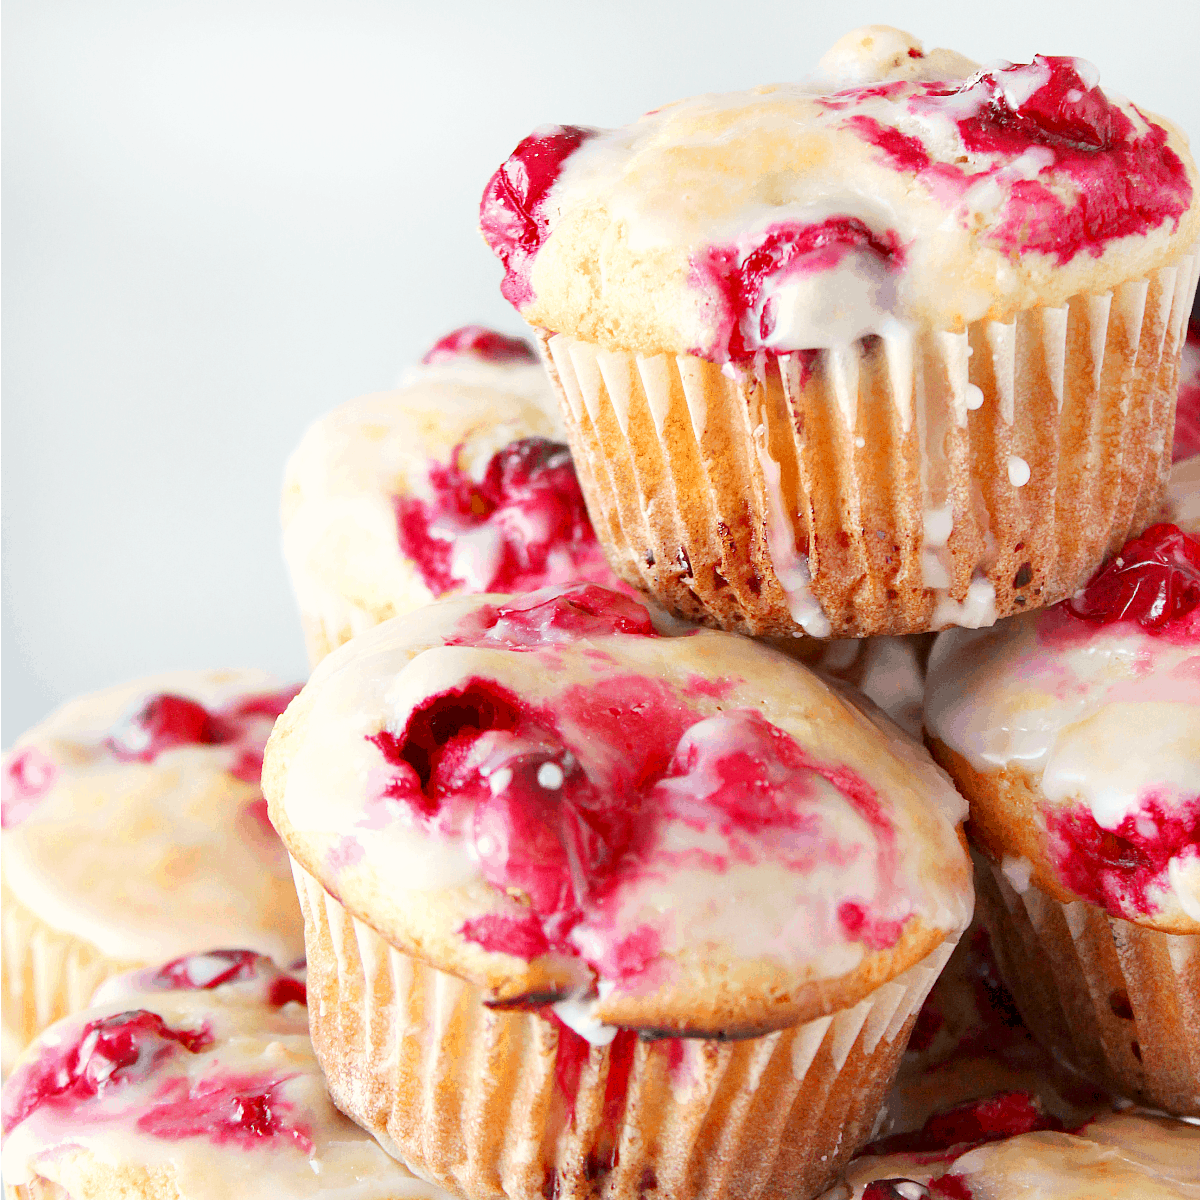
xmin=1 ymin=955 xmax=455 ymax=1199
xmin=926 ymin=608 xmax=1200 ymax=922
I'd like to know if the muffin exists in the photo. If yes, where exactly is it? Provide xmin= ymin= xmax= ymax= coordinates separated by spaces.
xmin=1 ymin=670 xmax=305 ymax=1075
xmin=480 ymin=26 xmax=1200 ymax=639
xmin=1174 ymin=309 xmax=1200 ymax=462
xmin=264 ymin=582 xmax=973 ymax=1200
xmin=925 ymin=525 xmax=1200 ymax=1113
xmin=1 ymin=950 xmax=455 ymax=1198
xmin=826 ymin=1110 xmax=1200 ymax=1198
xmin=283 ymin=324 xmax=626 ymax=666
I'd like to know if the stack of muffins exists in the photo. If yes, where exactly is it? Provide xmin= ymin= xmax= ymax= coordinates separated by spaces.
xmin=3 ymin=24 xmax=1200 ymax=1200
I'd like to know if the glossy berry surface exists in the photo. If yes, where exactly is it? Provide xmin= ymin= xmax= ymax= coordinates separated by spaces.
xmin=421 ymin=325 xmax=537 ymax=365
xmin=107 ymin=694 xmax=222 ymax=761
xmin=1066 ymin=523 xmax=1200 ymax=635
xmin=480 ymin=125 xmax=597 ymax=306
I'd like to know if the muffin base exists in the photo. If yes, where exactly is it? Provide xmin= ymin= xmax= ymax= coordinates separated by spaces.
xmin=538 ymin=248 xmax=1200 ymax=637
xmin=976 ymin=856 xmax=1200 ymax=1115
xmin=1 ymin=878 xmax=138 ymax=1077
xmin=294 ymin=861 xmax=955 ymax=1200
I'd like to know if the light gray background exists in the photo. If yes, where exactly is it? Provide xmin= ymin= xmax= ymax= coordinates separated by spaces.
xmin=5 ymin=0 xmax=1200 ymax=742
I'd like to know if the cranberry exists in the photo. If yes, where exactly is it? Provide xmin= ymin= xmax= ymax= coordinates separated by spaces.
xmin=150 ymin=950 xmax=267 ymax=991
xmin=692 ymin=217 xmax=904 ymax=360
xmin=106 ymin=694 xmax=225 ymax=762
xmin=2 ymin=1010 xmax=212 ymax=1134
xmin=1045 ymin=793 xmax=1200 ymax=919
xmin=396 ymin=438 xmax=621 ymax=598
xmin=421 ymin=325 xmax=537 ymax=366
xmin=962 ymin=57 xmax=1118 ymax=152
xmin=449 ymin=583 xmax=656 ymax=650
xmin=2 ymin=747 xmax=57 ymax=828
xmin=267 ymin=976 xmax=307 ymax=1008
xmin=222 ymin=686 xmax=302 ymax=721
xmin=480 ymin=125 xmax=597 ymax=306
xmin=1065 ymin=523 xmax=1200 ymax=634
xmin=870 ymin=1091 xmax=1059 ymax=1155
xmin=458 ymin=913 xmax=551 ymax=958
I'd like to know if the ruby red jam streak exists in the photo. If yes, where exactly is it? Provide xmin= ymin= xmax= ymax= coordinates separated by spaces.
xmin=366 ymin=663 xmax=902 ymax=969
xmin=870 ymin=1091 xmax=1061 ymax=1156
xmin=105 ymin=686 xmax=301 ymax=769
xmin=1065 ymin=524 xmax=1200 ymax=638
xmin=2 ymin=1010 xmax=212 ymax=1135
xmin=137 ymin=1071 xmax=312 ymax=1153
xmin=395 ymin=438 xmax=621 ymax=598
xmin=1046 ymin=792 xmax=1200 ymax=919
xmin=692 ymin=217 xmax=905 ymax=361
xmin=421 ymin=325 xmax=537 ymax=366
xmin=449 ymin=584 xmax=655 ymax=651
xmin=918 ymin=57 xmax=1192 ymax=264
xmin=148 ymin=951 xmax=307 ymax=1008
xmin=480 ymin=125 xmax=598 ymax=307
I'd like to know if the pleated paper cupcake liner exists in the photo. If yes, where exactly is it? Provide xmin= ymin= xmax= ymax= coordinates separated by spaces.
xmin=293 ymin=860 xmax=956 ymax=1200
xmin=976 ymin=855 xmax=1200 ymax=1116
xmin=537 ymin=247 xmax=1200 ymax=638
xmin=0 ymin=879 xmax=137 ymax=1077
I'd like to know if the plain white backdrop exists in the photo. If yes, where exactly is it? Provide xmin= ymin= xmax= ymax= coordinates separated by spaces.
xmin=5 ymin=0 xmax=1200 ymax=742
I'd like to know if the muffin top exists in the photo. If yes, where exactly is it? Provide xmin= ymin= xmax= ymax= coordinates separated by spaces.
xmin=829 ymin=1110 xmax=1200 ymax=1199
xmin=265 ymin=583 xmax=971 ymax=1037
xmin=2 ymin=670 xmax=305 ymax=965
xmin=0 ymin=951 xmax=453 ymax=1200
xmin=282 ymin=326 xmax=623 ymax=637
xmin=925 ymin=524 xmax=1200 ymax=931
xmin=480 ymin=26 xmax=1199 ymax=362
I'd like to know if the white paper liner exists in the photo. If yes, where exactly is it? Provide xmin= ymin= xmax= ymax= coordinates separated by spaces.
xmin=977 ymin=856 xmax=1200 ymax=1116
xmin=1 ymin=879 xmax=137 ymax=1077
xmin=539 ymin=248 xmax=1200 ymax=638
xmin=293 ymin=860 xmax=956 ymax=1200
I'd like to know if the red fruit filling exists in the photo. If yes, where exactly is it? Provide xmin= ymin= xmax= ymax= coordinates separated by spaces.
xmin=421 ymin=325 xmax=537 ymax=366
xmin=1045 ymin=791 xmax=1200 ymax=919
xmin=870 ymin=1090 xmax=1060 ymax=1155
xmin=448 ymin=583 xmax=655 ymax=650
xmin=480 ymin=124 xmax=597 ymax=307
xmin=137 ymin=1071 xmax=312 ymax=1153
xmin=2 ymin=1010 xmax=212 ymax=1134
xmin=395 ymin=437 xmax=620 ymax=598
xmin=845 ymin=114 xmax=932 ymax=173
xmin=151 ymin=950 xmax=268 ymax=991
xmin=928 ymin=57 xmax=1192 ymax=263
xmin=366 ymin=676 xmax=900 ymax=968
xmin=692 ymin=217 xmax=904 ymax=361
xmin=104 ymin=685 xmax=301 ymax=769
xmin=268 ymin=977 xmax=308 ymax=1008
xmin=551 ymin=1016 xmax=640 ymax=1127
xmin=1 ymin=747 xmax=57 ymax=828
xmin=1065 ymin=523 xmax=1200 ymax=637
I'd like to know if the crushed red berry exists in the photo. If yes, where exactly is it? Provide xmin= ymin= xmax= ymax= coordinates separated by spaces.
xmin=267 ymin=977 xmax=307 ymax=1008
xmin=2 ymin=1010 xmax=212 ymax=1135
xmin=480 ymin=125 xmax=598 ymax=306
xmin=421 ymin=325 xmax=537 ymax=366
xmin=846 ymin=115 xmax=932 ymax=172
xmin=693 ymin=217 xmax=904 ymax=361
xmin=2 ymin=746 xmax=57 ymax=828
xmin=107 ymin=694 xmax=223 ymax=761
xmin=367 ymin=674 xmax=902 ymax=970
xmin=1065 ymin=524 xmax=1200 ymax=636
xmin=151 ymin=950 xmax=267 ymax=991
xmin=395 ymin=438 xmax=621 ymax=598
xmin=137 ymin=1071 xmax=312 ymax=1153
xmin=448 ymin=583 xmax=656 ymax=649
xmin=870 ymin=1091 xmax=1060 ymax=1155
xmin=1045 ymin=792 xmax=1200 ymax=919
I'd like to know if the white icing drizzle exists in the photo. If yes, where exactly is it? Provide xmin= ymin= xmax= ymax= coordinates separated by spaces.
xmin=2 ymin=956 xmax=455 ymax=1199
xmin=1 ymin=670 xmax=305 ymax=966
xmin=926 ymin=609 xmax=1200 ymax=923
